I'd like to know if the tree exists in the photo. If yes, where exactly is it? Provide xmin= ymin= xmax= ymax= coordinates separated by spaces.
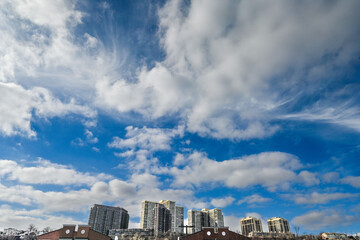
xmin=27 ymin=224 xmax=37 ymax=234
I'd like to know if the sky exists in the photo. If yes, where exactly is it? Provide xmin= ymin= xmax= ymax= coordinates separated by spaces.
xmin=0 ymin=0 xmax=360 ymax=235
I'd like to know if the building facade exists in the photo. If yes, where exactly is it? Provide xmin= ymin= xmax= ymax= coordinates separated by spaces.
xmin=208 ymin=208 xmax=224 ymax=228
xmin=153 ymin=203 xmax=172 ymax=234
xmin=108 ymin=228 xmax=154 ymax=239
xmin=240 ymin=216 xmax=263 ymax=237
xmin=88 ymin=204 xmax=129 ymax=235
xmin=37 ymin=225 xmax=111 ymax=240
xmin=175 ymin=206 xmax=185 ymax=232
xmin=181 ymin=227 xmax=250 ymax=240
xmin=188 ymin=208 xmax=224 ymax=234
xmin=321 ymin=233 xmax=348 ymax=240
xmin=140 ymin=200 xmax=158 ymax=229
xmin=141 ymin=200 xmax=184 ymax=233
xmin=267 ymin=217 xmax=290 ymax=233
xmin=159 ymin=200 xmax=184 ymax=233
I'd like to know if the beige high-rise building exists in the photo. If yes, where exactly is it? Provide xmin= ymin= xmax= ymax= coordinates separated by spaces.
xmin=240 ymin=216 xmax=263 ymax=236
xmin=267 ymin=217 xmax=290 ymax=233
xmin=188 ymin=208 xmax=224 ymax=234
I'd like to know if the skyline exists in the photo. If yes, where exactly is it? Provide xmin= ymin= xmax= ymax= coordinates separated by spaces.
xmin=0 ymin=0 xmax=360 ymax=235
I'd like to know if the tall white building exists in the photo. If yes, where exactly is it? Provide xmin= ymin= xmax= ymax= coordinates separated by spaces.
xmin=140 ymin=200 xmax=184 ymax=233
xmin=208 ymin=208 xmax=224 ymax=227
xmin=188 ymin=208 xmax=224 ymax=234
xmin=267 ymin=217 xmax=290 ymax=233
xmin=240 ymin=216 xmax=263 ymax=237
xmin=175 ymin=206 xmax=185 ymax=232
xmin=140 ymin=200 xmax=158 ymax=229
xmin=159 ymin=200 xmax=184 ymax=233
xmin=88 ymin=204 xmax=129 ymax=235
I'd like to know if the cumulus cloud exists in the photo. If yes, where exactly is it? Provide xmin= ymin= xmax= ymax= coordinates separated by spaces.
xmin=292 ymin=210 xmax=360 ymax=230
xmin=0 ymin=159 xmax=111 ymax=185
xmin=210 ymin=196 xmax=235 ymax=208
xmin=0 ymin=205 xmax=83 ymax=231
xmin=109 ymin=125 xmax=184 ymax=153
xmin=94 ymin=0 xmax=360 ymax=139
xmin=168 ymin=151 xmax=304 ymax=189
xmin=237 ymin=194 xmax=271 ymax=205
xmin=297 ymin=171 xmax=320 ymax=186
xmin=0 ymin=158 xmax=207 ymax=224
xmin=341 ymin=176 xmax=360 ymax=188
xmin=283 ymin=192 xmax=358 ymax=205
xmin=0 ymin=82 xmax=95 ymax=138
xmin=322 ymin=172 xmax=340 ymax=183
xmin=108 ymin=125 xmax=185 ymax=172
xmin=0 ymin=0 xmax=101 ymax=137
xmin=72 ymin=130 xmax=99 ymax=146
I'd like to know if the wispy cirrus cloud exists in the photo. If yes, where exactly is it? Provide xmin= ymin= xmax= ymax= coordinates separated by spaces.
xmin=95 ymin=0 xmax=360 ymax=140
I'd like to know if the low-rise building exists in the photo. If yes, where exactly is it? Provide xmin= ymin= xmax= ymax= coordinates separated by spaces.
xmin=321 ymin=233 xmax=347 ymax=240
xmin=249 ymin=231 xmax=295 ymax=239
xmin=108 ymin=228 xmax=154 ymax=238
xmin=37 ymin=225 xmax=111 ymax=240
xmin=181 ymin=227 xmax=249 ymax=240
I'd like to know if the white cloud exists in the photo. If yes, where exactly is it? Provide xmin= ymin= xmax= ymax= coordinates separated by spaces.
xmin=109 ymin=125 xmax=185 ymax=172
xmin=224 ymin=215 xmax=241 ymax=232
xmin=210 ymin=196 xmax=235 ymax=208
xmin=0 ymin=82 xmax=95 ymax=137
xmin=94 ymin=0 xmax=360 ymax=139
xmin=322 ymin=172 xmax=340 ymax=183
xmin=237 ymin=194 xmax=271 ymax=205
xmin=0 ymin=159 xmax=111 ymax=186
xmin=283 ymin=192 xmax=358 ymax=205
xmin=297 ymin=171 xmax=320 ymax=186
xmin=292 ymin=210 xmax=360 ymax=230
xmin=0 ymin=205 xmax=83 ymax=231
xmin=108 ymin=125 xmax=184 ymax=153
xmin=169 ymin=151 xmax=303 ymax=189
xmin=72 ymin=130 xmax=99 ymax=146
xmin=0 ymin=159 xmax=207 ymax=225
xmin=341 ymin=176 xmax=360 ymax=188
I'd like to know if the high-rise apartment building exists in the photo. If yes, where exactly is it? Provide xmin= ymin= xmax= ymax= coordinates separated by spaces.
xmin=240 ymin=216 xmax=263 ymax=237
xmin=140 ymin=200 xmax=158 ymax=229
xmin=208 ymin=208 xmax=224 ymax=227
xmin=159 ymin=200 xmax=184 ymax=233
xmin=188 ymin=208 xmax=224 ymax=234
xmin=188 ymin=209 xmax=210 ymax=233
xmin=175 ymin=206 xmax=185 ymax=233
xmin=267 ymin=217 xmax=290 ymax=233
xmin=88 ymin=204 xmax=129 ymax=235
xmin=140 ymin=200 xmax=184 ymax=233
xmin=153 ymin=203 xmax=172 ymax=234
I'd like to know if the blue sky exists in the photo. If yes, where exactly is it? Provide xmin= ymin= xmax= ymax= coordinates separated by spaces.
xmin=0 ymin=0 xmax=360 ymax=235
